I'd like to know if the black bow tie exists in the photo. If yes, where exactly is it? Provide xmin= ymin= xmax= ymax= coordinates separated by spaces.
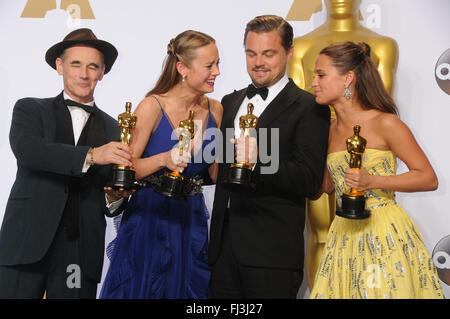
xmin=65 ymin=99 xmax=95 ymax=113
xmin=246 ymin=84 xmax=268 ymax=100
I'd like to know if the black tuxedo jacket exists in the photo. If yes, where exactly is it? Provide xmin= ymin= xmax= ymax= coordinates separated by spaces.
xmin=0 ymin=93 xmax=119 ymax=282
xmin=208 ymin=79 xmax=330 ymax=271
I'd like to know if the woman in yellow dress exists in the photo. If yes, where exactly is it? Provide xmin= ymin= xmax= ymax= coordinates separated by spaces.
xmin=309 ymin=41 xmax=444 ymax=299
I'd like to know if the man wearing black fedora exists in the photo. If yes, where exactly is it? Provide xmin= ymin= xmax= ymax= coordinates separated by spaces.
xmin=0 ymin=28 xmax=132 ymax=298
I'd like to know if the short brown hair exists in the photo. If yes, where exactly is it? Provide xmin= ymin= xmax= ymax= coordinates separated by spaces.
xmin=244 ymin=15 xmax=293 ymax=51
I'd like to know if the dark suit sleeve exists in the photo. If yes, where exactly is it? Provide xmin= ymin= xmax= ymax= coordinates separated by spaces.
xmin=9 ymin=98 xmax=89 ymax=176
xmin=253 ymin=101 xmax=330 ymax=199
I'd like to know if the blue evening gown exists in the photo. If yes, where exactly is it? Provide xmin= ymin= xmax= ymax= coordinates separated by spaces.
xmin=100 ymin=99 xmax=217 ymax=298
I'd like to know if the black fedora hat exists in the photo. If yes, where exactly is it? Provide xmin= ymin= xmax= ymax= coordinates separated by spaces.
xmin=45 ymin=28 xmax=118 ymax=74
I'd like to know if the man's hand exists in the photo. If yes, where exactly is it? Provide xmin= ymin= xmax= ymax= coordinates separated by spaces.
xmin=232 ymin=136 xmax=258 ymax=165
xmin=104 ymin=186 xmax=135 ymax=203
xmin=87 ymin=142 xmax=133 ymax=166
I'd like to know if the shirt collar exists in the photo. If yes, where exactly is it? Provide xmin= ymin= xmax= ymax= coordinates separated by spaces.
xmin=63 ymin=91 xmax=95 ymax=107
xmin=252 ymin=75 xmax=289 ymax=103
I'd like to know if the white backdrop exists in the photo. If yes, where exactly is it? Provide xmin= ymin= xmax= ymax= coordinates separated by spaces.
xmin=0 ymin=0 xmax=449 ymax=298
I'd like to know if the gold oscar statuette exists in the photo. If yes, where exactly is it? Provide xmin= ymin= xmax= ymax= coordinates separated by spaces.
xmin=155 ymin=110 xmax=195 ymax=199
xmin=108 ymin=101 xmax=138 ymax=190
xmin=336 ymin=125 xmax=370 ymax=219
xmin=223 ymin=103 xmax=258 ymax=192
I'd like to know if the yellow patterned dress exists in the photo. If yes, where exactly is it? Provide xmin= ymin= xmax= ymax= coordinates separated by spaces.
xmin=310 ymin=149 xmax=444 ymax=299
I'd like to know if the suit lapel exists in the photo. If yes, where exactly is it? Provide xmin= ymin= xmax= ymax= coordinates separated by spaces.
xmin=80 ymin=104 xmax=107 ymax=178
xmin=52 ymin=92 xmax=107 ymax=148
xmin=257 ymin=79 xmax=300 ymax=128
xmin=223 ymin=89 xmax=247 ymax=129
xmin=52 ymin=92 xmax=108 ymax=177
xmin=85 ymin=103 xmax=107 ymax=148
xmin=52 ymin=92 xmax=75 ymax=145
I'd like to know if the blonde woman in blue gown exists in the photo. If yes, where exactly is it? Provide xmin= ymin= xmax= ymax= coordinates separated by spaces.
xmin=101 ymin=30 xmax=222 ymax=298
xmin=309 ymin=42 xmax=443 ymax=299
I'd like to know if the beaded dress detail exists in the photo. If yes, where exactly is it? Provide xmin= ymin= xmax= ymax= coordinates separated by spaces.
xmin=310 ymin=149 xmax=443 ymax=299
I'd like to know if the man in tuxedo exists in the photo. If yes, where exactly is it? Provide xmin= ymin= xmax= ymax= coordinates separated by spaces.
xmin=0 ymin=28 xmax=132 ymax=298
xmin=209 ymin=15 xmax=330 ymax=298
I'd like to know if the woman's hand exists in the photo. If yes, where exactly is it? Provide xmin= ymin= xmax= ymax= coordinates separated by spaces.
xmin=163 ymin=148 xmax=191 ymax=173
xmin=345 ymin=167 xmax=373 ymax=191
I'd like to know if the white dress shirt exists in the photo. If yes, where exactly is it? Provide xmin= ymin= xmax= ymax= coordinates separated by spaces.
xmin=233 ymin=75 xmax=289 ymax=138
xmin=63 ymin=91 xmax=93 ymax=173
xmin=63 ymin=92 xmax=124 ymax=211
xmin=63 ymin=92 xmax=94 ymax=144
xmin=227 ymin=75 xmax=289 ymax=208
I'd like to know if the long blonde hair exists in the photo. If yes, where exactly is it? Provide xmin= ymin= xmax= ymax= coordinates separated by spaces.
xmin=146 ymin=30 xmax=216 ymax=96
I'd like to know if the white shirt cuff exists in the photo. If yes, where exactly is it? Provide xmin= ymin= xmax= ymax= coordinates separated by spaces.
xmin=81 ymin=162 xmax=91 ymax=173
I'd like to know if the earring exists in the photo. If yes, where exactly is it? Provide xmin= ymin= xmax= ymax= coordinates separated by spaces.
xmin=182 ymin=75 xmax=186 ymax=83
xmin=344 ymin=83 xmax=352 ymax=100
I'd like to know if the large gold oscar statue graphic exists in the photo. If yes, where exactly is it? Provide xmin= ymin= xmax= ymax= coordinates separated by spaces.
xmin=21 ymin=0 xmax=95 ymax=19
xmin=287 ymin=0 xmax=398 ymax=289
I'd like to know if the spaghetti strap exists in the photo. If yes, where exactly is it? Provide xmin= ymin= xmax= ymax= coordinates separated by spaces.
xmin=149 ymin=95 xmax=164 ymax=111
xmin=205 ymin=97 xmax=219 ymax=127
xmin=147 ymin=95 xmax=164 ymax=134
